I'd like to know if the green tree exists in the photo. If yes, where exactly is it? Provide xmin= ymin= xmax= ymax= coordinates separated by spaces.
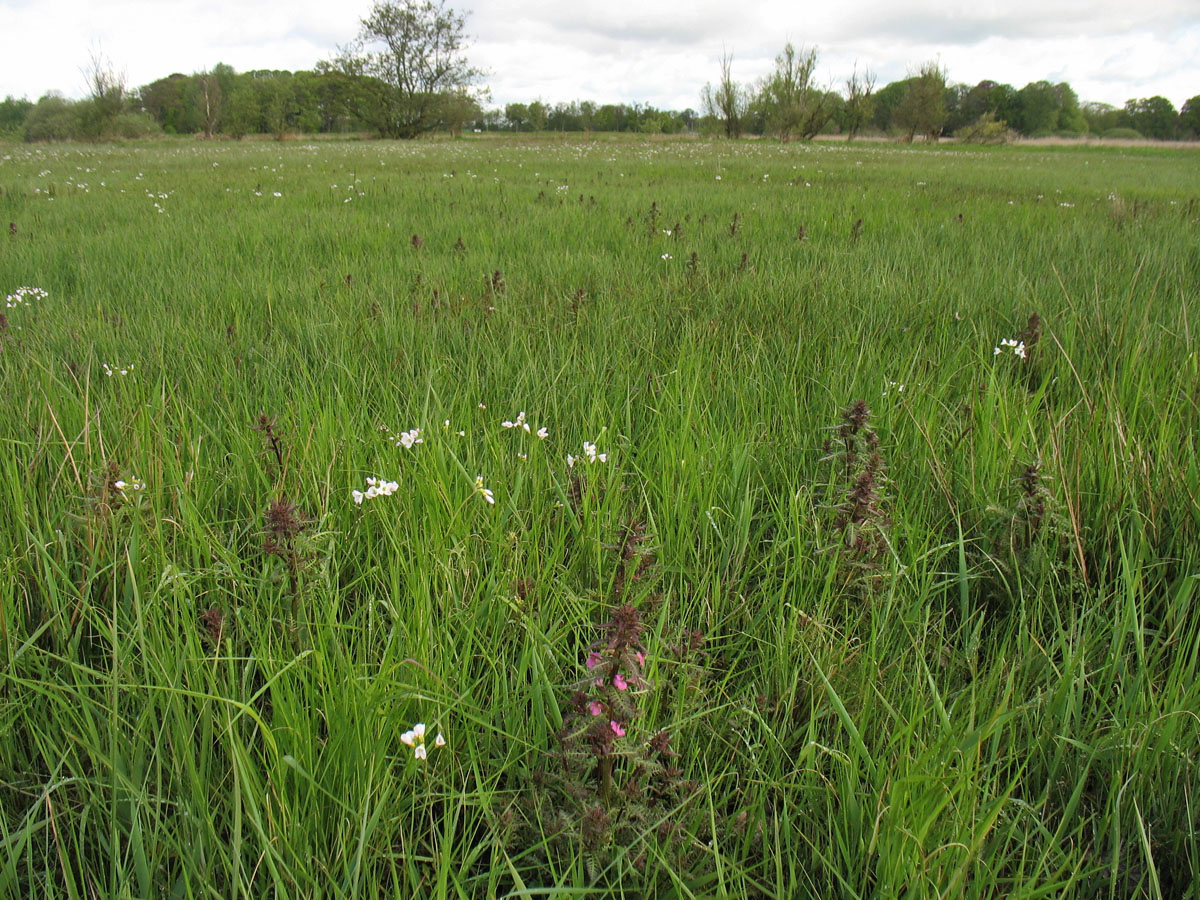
xmin=337 ymin=0 xmax=485 ymax=138
xmin=1081 ymin=101 xmax=1121 ymax=134
xmin=504 ymin=102 xmax=527 ymax=131
xmin=758 ymin=43 xmax=827 ymax=142
xmin=1124 ymin=96 xmax=1177 ymax=140
xmin=1179 ymin=96 xmax=1200 ymax=140
xmin=894 ymin=61 xmax=947 ymax=142
xmin=526 ymin=100 xmax=548 ymax=131
xmin=137 ymin=74 xmax=196 ymax=134
xmin=870 ymin=78 xmax=909 ymax=133
xmin=442 ymin=90 xmax=480 ymax=135
xmin=224 ymin=79 xmax=261 ymax=138
xmin=0 ymin=96 xmax=33 ymax=137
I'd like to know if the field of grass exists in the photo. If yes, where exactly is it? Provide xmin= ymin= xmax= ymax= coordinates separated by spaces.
xmin=1 ymin=133 xmax=1199 ymax=898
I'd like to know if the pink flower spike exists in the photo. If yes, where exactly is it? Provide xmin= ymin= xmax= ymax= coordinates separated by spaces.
xmin=610 ymin=720 xmax=626 ymax=737
xmin=585 ymin=651 xmax=603 ymax=669
xmin=592 ymin=678 xmax=603 ymax=688
xmin=613 ymin=672 xmax=628 ymax=691
xmin=588 ymin=700 xmax=603 ymax=716
xmin=635 ymin=652 xmax=645 ymax=666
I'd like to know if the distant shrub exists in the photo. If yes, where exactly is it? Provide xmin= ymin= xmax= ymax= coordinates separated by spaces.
xmin=112 ymin=112 xmax=161 ymax=139
xmin=954 ymin=113 xmax=1011 ymax=144
xmin=23 ymin=95 xmax=82 ymax=142
xmin=1102 ymin=127 xmax=1144 ymax=140
xmin=1055 ymin=129 xmax=1085 ymax=139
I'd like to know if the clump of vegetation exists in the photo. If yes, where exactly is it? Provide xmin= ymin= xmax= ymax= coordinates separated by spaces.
xmin=822 ymin=400 xmax=891 ymax=598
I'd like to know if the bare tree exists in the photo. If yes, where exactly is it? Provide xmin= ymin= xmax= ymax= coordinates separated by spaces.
xmin=82 ymin=48 xmax=126 ymax=139
xmin=701 ymin=51 xmax=748 ymax=139
xmin=198 ymin=69 xmax=222 ymax=138
xmin=843 ymin=65 xmax=875 ymax=141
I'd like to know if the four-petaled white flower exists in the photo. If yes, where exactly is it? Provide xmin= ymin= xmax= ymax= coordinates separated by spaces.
xmin=993 ymin=338 xmax=1027 ymax=359
xmin=400 ymin=722 xmax=445 ymax=759
xmin=568 ymin=441 xmax=608 ymax=467
xmin=395 ymin=428 xmax=423 ymax=448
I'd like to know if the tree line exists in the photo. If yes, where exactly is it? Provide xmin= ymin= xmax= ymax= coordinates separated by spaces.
xmin=0 ymin=1 xmax=1198 ymax=144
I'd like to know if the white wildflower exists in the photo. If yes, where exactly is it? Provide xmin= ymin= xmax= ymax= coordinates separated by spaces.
xmin=474 ymin=475 xmax=495 ymax=505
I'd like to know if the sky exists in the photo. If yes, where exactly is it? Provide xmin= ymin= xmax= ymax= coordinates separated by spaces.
xmin=1 ymin=0 xmax=1198 ymax=112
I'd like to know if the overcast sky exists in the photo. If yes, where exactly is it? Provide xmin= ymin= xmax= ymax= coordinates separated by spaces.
xmin=1 ymin=0 xmax=1197 ymax=112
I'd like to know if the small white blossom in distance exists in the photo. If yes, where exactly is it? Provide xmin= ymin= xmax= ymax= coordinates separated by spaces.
xmin=474 ymin=475 xmax=495 ymax=505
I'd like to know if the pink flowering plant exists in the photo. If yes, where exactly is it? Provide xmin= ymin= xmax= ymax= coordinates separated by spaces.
xmin=528 ymin=599 xmax=698 ymax=877
xmin=575 ymin=603 xmax=651 ymax=802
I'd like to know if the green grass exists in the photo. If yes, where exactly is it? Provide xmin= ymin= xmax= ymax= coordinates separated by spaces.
xmin=1 ymin=134 xmax=1198 ymax=898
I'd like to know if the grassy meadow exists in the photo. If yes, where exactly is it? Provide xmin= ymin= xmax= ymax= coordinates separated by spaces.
xmin=1 ymin=134 xmax=1199 ymax=898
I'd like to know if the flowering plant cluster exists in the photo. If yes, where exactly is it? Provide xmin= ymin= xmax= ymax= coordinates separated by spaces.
xmin=102 ymin=362 xmax=134 ymax=377
xmin=473 ymin=475 xmax=495 ymax=505
xmin=352 ymin=477 xmax=398 ymax=505
xmin=567 ymin=441 xmax=607 ymax=468
xmin=579 ymin=604 xmax=650 ymax=756
xmin=400 ymin=722 xmax=445 ymax=760
xmin=522 ymin=597 xmax=697 ymax=877
xmin=5 ymin=286 xmax=45 ymax=308
xmin=993 ymin=337 xmax=1027 ymax=359
xmin=387 ymin=428 xmax=423 ymax=449
xmin=501 ymin=410 xmax=548 ymax=440
xmin=822 ymin=400 xmax=891 ymax=598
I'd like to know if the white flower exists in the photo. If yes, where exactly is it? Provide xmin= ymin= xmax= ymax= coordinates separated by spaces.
xmin=401 ymin=721 xmax=442 ymax=759
xmin=355 ymin=477 xmax=399 ymax=504
xmin=536 ymin=426 xmax=548 ymax=440
xmin=661 ymin=253 xmax=672 ymax=260
xmin=474 ymin=475 xmax=495 ymax=505
xmin=397 ymin=428 xmax=423 ymax=448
